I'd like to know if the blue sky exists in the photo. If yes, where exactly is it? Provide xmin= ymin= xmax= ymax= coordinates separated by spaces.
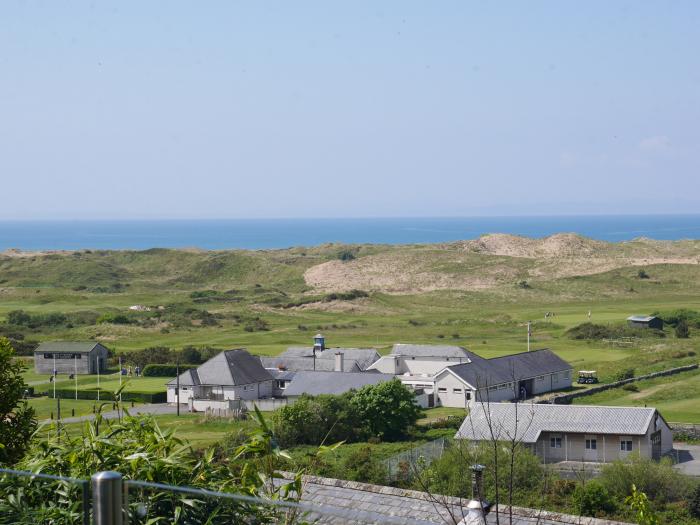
xmin=1 ymin=1 xmax=699 ymax=219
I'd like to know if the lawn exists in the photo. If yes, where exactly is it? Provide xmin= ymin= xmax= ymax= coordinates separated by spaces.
xmin=26 ymin=371 xmax=170 ymax=395
xmin=416 ymin=406 xmax=466 ymax=425
xmin=28 ymin=397 xmax=110 ymax=420
xmin=573 ymin=368 xmax=700 ymax=423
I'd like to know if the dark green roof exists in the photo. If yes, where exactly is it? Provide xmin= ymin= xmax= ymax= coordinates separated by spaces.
xmin=35 ymin=341 xmax=106 ymax=354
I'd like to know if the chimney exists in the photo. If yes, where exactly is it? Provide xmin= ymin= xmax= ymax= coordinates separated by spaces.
xmin=334 ymin=352 xmax=344 ymax=372
xmin=455 ymin=464 xmax=490 ymax=525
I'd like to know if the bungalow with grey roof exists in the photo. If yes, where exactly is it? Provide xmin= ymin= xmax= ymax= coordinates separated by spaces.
xmin=455 ymin=403 xmax=673 ymax=463
xmin=167 ymin=349 xmax=274 ymax=409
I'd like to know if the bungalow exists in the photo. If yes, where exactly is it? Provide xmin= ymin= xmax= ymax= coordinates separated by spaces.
xmin=455 ymin=403 xmax=673 ymax=463
xmin=627 ymin=315 xmax=663 ymax=330
xmin=433 ymin=348 xmax=572 ymax=407
xmin=167 ymin=349 xmax=274 ymax=407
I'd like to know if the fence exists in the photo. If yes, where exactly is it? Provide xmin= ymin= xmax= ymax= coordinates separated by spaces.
xmin=0 ymin=468 xmax=441 ymax=525
xmin=384 ymin=437 xmax=449 ymax=481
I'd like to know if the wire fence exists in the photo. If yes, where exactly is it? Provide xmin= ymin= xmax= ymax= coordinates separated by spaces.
xmin=0 ymin=467 xmax=442 ymax=525
xmin=384 ymin=437 xmax=450 ymax=481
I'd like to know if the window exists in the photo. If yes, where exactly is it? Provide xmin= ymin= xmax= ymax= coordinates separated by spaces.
xmin=276 ymin=380 xmax=287 ymax=389
xmin=620 ymin=440 xmax=633 ymax=452
xmin=438 ymin=387 xmax=447 ymax=393
xmin=498 ymin=384 xmax=508 ymax=390
xmin=182 ymin=387 xmax=188 ymax=391
xmin=564 ymin=371 xmax=570 ymax=379
xmin=585 ymin=439 xmax=597 ymax=450
xmin=453 ymin=388 xmax=462 ymax=394
xmin=550 ymin=436 xmax=562 ymax=448
xmin=465 ymin=392 xmax=471 ymax=400
xmin=488 ymin=385 xmax=498 ymax=391
xmin=537 ymin=375 xmax=545 ymax=382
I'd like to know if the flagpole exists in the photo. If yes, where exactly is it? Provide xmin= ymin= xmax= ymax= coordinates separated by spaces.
xmin=97 ymin=356 xmax=100 ymax=402
xmin=119 ymin=356 xmax=122 ymax=404
xmin=527 ymin=321 xmax=531 ymax=352
xmin=74 ymin=354 xmax=78 ymax=400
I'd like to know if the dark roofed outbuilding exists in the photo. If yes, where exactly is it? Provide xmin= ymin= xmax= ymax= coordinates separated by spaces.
xmin=34 ymin=341 xmax=109 ymax=375
xmin=627 ymin=315 xmax=663 ymax=330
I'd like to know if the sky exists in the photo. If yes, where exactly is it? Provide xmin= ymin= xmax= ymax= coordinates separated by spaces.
xmin=1 ymin=1 xmax=699 ymax=220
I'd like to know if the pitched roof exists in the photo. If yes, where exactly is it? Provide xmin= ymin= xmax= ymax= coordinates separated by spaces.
xmin=455 ymin=403 xmax=662 ymax=443
xmin=267 ymin=347 xmax=380 ymax=372
xmin=173 ymin=349 xmax=273 ymax=387
xmin=167 ymin=368 xmax=200 ymax=386
xmin=445 ymin=349 xmax=571 ymax=388
xmin=627 ymin=315 xmax=658 ymax=322
xmin=283 ymin=473 xmax=634 ymax=525
xmin=35 ymin=341 xmax=105 ymax=354
xmin=283 ymin=371 xmax=395 ymax=397
xmin=391 ymin=344 xmax=473 ymax=359
xmin=261 ymin=356 xmax=363 ymax=373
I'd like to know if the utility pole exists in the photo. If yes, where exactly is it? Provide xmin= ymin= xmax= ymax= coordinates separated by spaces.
xmin=52 ymin=354 xmax=57 ymax=399
xmin=527 ymin=321 xmax=531 ymax=352
xmin=176 ymin=359 xmax=180 ymax=416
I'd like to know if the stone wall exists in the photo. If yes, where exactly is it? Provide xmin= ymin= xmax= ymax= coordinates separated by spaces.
xmin=545 ymin=364 xmax=698 ymax=405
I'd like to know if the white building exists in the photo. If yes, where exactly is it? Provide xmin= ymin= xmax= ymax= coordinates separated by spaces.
xmin=167 ymin=349 xmax=274 ymax=410
xmin=455 ymin=403 xmax=674 ymax=463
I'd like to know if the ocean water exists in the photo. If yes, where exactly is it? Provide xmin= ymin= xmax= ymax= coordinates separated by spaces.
xmin=0 ymin=215 xmax=699 ymax=251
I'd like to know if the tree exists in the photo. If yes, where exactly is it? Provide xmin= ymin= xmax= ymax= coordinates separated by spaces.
xmin=689 ymin=484 xmax=700 ymax=519
xmin=350 ymin=379 xmax=422 ymax=441
xmin=0 ymin=337 xmax=37 ymax=465
xmin=675 ymin=320 xmax=690 ymax=339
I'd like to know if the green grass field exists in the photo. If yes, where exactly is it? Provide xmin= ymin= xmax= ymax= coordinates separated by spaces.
xmin=3 ymin=242 xmax=700 ymax=432
xmin=28 ymin=397 xmax=112 ymax=420
xmin=573 ymin=368 xmax=700 ymax=423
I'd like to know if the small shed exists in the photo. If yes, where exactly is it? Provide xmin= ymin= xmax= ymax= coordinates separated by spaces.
xmin=627 ymin=315 xmax=663 ymax=330
xmin=34 ymin=341 xmax=109 ymax=375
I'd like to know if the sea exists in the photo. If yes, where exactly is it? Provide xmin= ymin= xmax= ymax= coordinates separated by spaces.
xmin=1 ymin=215 xmax=699 ymax=251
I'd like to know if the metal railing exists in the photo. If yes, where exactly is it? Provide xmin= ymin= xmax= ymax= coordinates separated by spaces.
xmin=0 ymin=467 xmax=446 ymax=525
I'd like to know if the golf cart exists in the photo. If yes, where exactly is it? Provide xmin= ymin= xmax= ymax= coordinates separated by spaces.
xmin=578 ymin=370 xmax=599 ymax=385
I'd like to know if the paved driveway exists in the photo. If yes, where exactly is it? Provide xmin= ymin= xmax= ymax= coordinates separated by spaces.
xmin=671 ymin=443 xmax=700 ymax=477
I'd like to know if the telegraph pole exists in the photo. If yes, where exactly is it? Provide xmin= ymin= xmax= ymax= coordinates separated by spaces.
xmin=176 ymin=359 xmax=180 ymax=417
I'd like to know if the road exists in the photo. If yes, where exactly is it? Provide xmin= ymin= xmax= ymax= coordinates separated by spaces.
xmin=671 ymin=443 xmax=700 ymax=477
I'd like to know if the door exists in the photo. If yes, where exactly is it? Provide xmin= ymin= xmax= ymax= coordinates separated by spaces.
xmin=584 ymin=436 xmax=598 ymax=461
xmin=651 ymin=431 xmax=662 ymax=460
xmin=427 ymin=393 xmax=434 ymax=408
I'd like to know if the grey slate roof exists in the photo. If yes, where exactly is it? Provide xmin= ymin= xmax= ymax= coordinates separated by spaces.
xmin=391 ymin=344 xmax=472 ymax=359
xmin=35 ymin=341 xmax=105 ymax=354
xmin=627 ymin=315 xmax=657 ymax=322
xmin=286 ymin=473 xmax=633 ymax=525
xmin=168 ymin=349 xmax=272 ymax=387
xmin=284 ymin=371 xmax=395 ymax=397
xmin=455 ymin=403 xmax=661 ymax=444
xmin=264 ymin=347 xmax=380 ymax=372
xmin=445 ymin=349 xmax=571 ymax=389
xmin=167 ymin=368 xmax=200 ymax=386
xmin=261 ymin=356 xmax=364 ymax=373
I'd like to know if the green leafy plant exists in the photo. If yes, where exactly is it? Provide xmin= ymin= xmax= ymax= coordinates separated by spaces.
xmin=625 ymin=484 xmax=659 ymax=525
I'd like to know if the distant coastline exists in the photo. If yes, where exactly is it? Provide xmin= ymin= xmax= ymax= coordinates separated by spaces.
xmin=1 ymin=215 xmax=699 ymax=251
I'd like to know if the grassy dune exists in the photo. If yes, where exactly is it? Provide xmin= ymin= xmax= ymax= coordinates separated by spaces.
xmin=3 ymin=235 xmax=699 ymax=422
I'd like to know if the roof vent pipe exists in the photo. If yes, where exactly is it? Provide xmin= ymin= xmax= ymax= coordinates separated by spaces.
xmin=457 ymin=464 xmax=490 ymax=525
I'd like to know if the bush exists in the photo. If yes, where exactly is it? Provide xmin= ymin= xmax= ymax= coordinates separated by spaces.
xmin=337 ymin=249 xmax=356 ymax=261
xmin=600 ymin=455 xmax=693 ymax=504
xmin=573 ymin=480 xmax=616 ymax=517
xmin=567 ymin=322 xmax=665 ymax=340
xmin=48 ymin=388 xmax=167 ymax=403
xmin=675 ymin=320 xmax=690 ymax=339
xmin=622 ymin=383 xmax=639 ymax=392
xmin=96 ymin=312 xmax=132 ymax=325
xmin=690 ymin=484 xmax=700 ymax=518
xmin=638 ymin=269 xmax=650 ymax=279
xmin=142 ymin=363 xmax=197 ymax=377
xmin=612 ymin=368 xmax=635 ymax=382
xmin=655 ymin=308 xmax=700 ymax=328
xmin=341 ymin=446 xmax=388 ymax=484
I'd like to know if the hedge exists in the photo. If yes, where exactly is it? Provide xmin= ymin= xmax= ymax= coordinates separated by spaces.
xmin=45 ymin=389 xmax=167 ymax=404
xmin=142 ymin=364 xmax=197 ymax=377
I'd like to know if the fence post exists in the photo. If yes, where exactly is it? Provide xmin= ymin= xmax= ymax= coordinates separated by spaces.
xmin=92 ymin=471 xmax=123 ymax=525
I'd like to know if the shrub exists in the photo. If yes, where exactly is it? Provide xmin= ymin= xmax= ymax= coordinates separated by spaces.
xmin=612 ymin=368 xmax=635 ymax=382
xmin=517 ymin=280 xmax=531 ymax=289
xmin=341 ymin=446 xmax=388 ymax=485
xmin=573 ymin=480 xmax=615 ymax=517
xmin=96 ymin=312 xmax=132 ymax=325
xmin=638 ymin=269 xmax=650 ymax=279
xmin=48 ymin=388 xmax=167 ymax=403
xmin=675 ymin=320 xmax=690 ymax=339
xmin=142 ymin=363 xmax=197 ymax=377
xmin=622 ymin=383 xmax=639 ymax=392
xmin=690 ymin=484 xmax=700 ymax=518
xmin=337 ymin=249 xmax=356 ymax=261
